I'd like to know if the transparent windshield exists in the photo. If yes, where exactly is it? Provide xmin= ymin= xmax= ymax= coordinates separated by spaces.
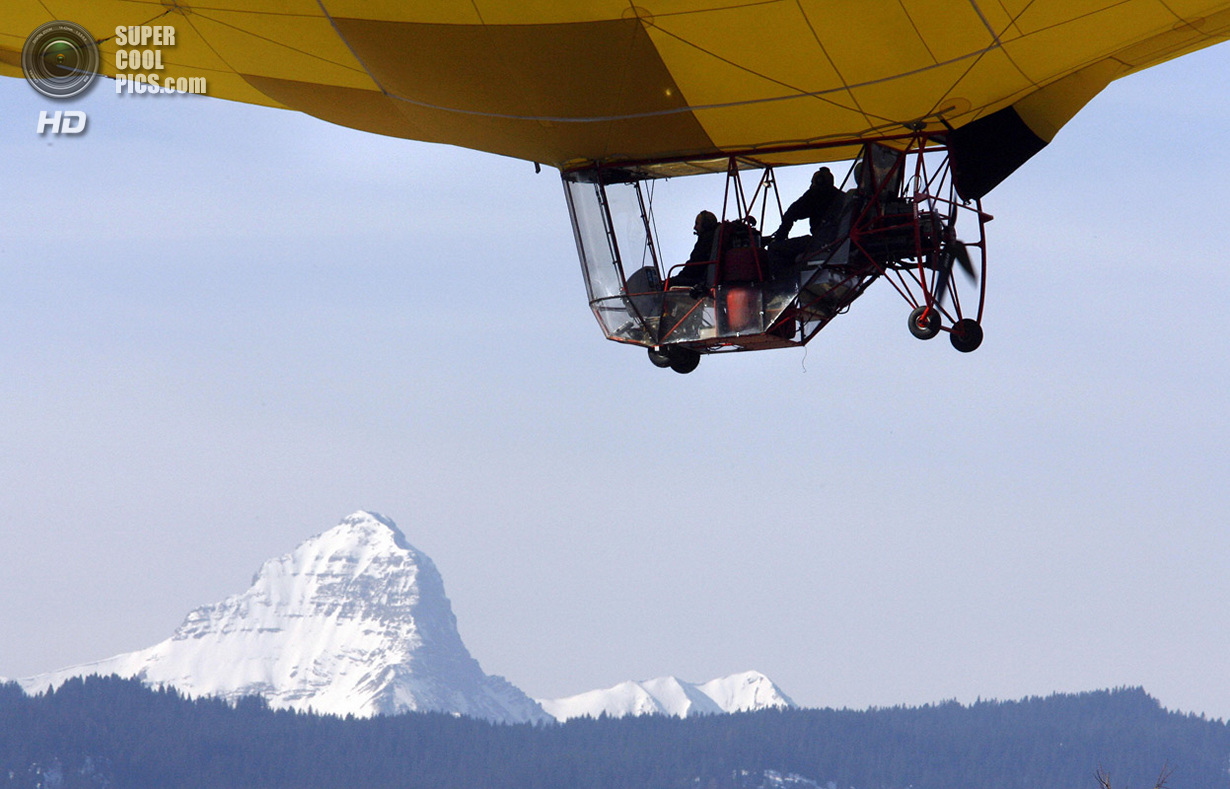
xmin=562 ymin=174 xmax=661 ymax=301
xmin=561 ymin=163 xmax=869 ymax=351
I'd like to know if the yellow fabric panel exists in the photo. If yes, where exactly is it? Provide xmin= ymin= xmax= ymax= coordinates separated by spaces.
xmin=794 ymin=0 xmax=951 ymax=87
xmin=690 ymin=97 xmax=872 ymax=154
xmin=473 ymin=0 xmax=629 ymax=25
xmin=915 ymin=47 xmax=1033 ymax=111
xmin=244 ymin=72 xmax=714 ymax=166
xmin=1163 ymin=0 xmax=1229 ymax=13
xmin=175 ymin=9 xmax=373 ymax=90
xmin=1014 ymin=58 xmax=1127 ymax=141
xmin=1000 ymin=2 xmax=1176 ymax=82
xmin=1111 ymin=6 xmax=1230 ymax=69
xmin=1006 ymin=0 xmax=1134 ymax=35
xmin=244 ymin=75 xmax=427 ymax=139
xmin=844 ymin=52 xmax=1021 ymax=131
xmin=1 ymin=5 xmax=52 ymax=43
xmin=646 ymin=4 xmax=880 ymax=153
xmin=105 ymin=10 xmax=287 ymax=108
xmin=14 ymin=0 xmax=125 ymax=42
xmin=314 ymin=0 xmax=481 ymax=25
xmin=136 ymin=1 xmax=317 ymax=11
xmin=752 ymin=144 xmax=867 ymax=168
xmin=1006 ymin=5 xmax=1230 ymax=144
xmin=0 ymin=26 xmax=24 ymax=67
xmin=101 ymin=14 xmax=235 ymax=75
xmin=170 ymin=69 xmax=287 ymax=108
xmin=975 ymin=0 xmax=1028 ymax=39
xmin=646 ymin=3 xmax=840 ymax=104
xmin=0 ymin=40 xmax=20 ymax=77
xmin=898 ymin=0 xmax=1008 ymax=64
xmin=1 ymin=3 xmax=286 ymax=107
xmin=380 ymin=81 xmax=713 ymax=166
xmin=331 ymin=17 xmax=690 ymax=119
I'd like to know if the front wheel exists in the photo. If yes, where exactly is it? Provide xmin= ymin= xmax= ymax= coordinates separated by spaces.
xmin=648 ymin=347 xmax=673 ymax=368
xmin=908 ymin=305 xmax=940 ymax=340
xmin=949 ymin=318 xmax=983 ymax=353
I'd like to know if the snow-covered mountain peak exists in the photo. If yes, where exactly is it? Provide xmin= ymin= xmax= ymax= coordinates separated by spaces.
xmin=245 ymin=509 xmax=427 ymax=590
xmin=538 ymin=670 xmax=797 ymax=721
xmin=175 ymin=510 xmax=452 ymax=648
xmin=21 ymin=512 xmax=550 ymax=724
xmin=336 ymin=510 xmax=408 ymax=545
xmin=698 ymin=670 xmax=797 ymax=713
xmin=278 ymin=509 xmax=415 ymax=574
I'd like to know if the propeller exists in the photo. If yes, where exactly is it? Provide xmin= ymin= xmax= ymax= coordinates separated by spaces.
xmin=933 ymin=237 xmax=976 ymax=306
xmin=950 ymin=239 xmax=975 ymax=279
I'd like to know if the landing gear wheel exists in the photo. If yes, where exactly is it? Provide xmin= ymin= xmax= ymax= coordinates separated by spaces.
xmin=908 ymin=305 xmax=941 ymax=340
xmin=648 ymin=347 xmax=672 ymax=368
xmin=667 ymin=347 xmax=701 ymax=374
xmin=949 ymin=318 xmax=983 ymax=353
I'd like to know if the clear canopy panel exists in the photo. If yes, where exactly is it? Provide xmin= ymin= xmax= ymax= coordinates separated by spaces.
xmin=562 ymin=168 xmax=807 ymax=352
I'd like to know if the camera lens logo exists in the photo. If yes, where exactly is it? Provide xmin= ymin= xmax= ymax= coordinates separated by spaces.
xmin=21 ymin=21 xmax=100 ymax=98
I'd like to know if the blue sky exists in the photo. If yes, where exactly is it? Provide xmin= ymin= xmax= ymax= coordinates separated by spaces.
xmin=1 ymin=42 xmax=1228 ymax=718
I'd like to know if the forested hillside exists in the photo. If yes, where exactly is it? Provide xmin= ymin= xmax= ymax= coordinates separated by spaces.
xmin=2 ymin=678 xmax=1225 ymax=789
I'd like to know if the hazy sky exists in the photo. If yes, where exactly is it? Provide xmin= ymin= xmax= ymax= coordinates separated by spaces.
xmin=1 ymin=42 xmax=1228 ymax=720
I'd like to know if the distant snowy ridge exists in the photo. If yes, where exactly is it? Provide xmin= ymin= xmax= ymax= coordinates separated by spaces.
xmin=538 ymin=670 xmax=796 ymax=721
xmin=18 ymin=511 xmax=551 ymax=724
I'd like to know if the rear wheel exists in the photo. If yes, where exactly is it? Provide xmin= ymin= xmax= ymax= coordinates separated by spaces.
xmin=668 ymin=347 xmax=701 ymax=374
xmin=949 ymin=318 xmax=983 ymax=353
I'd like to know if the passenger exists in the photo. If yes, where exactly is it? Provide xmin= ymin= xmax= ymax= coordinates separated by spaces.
xmin=767 ymin=167 xmax=843 ymax=272
xmin=671 ymin=210 xmax=719 ymax=294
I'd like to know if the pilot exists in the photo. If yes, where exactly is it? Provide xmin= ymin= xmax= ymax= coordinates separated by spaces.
xmin=767 ymin=167 xmax=843 ymax=271
xmin=671 ymin=210 xmax=719 ymax=294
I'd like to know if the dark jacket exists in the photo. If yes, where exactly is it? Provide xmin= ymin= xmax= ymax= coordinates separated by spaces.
xmin=673 ymin=226 xmax=718 ymax=287
xmin=688 ymin=226 xmax=718 ymax=262
xmin=779 ymin=183 xmax=842 ymax=237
